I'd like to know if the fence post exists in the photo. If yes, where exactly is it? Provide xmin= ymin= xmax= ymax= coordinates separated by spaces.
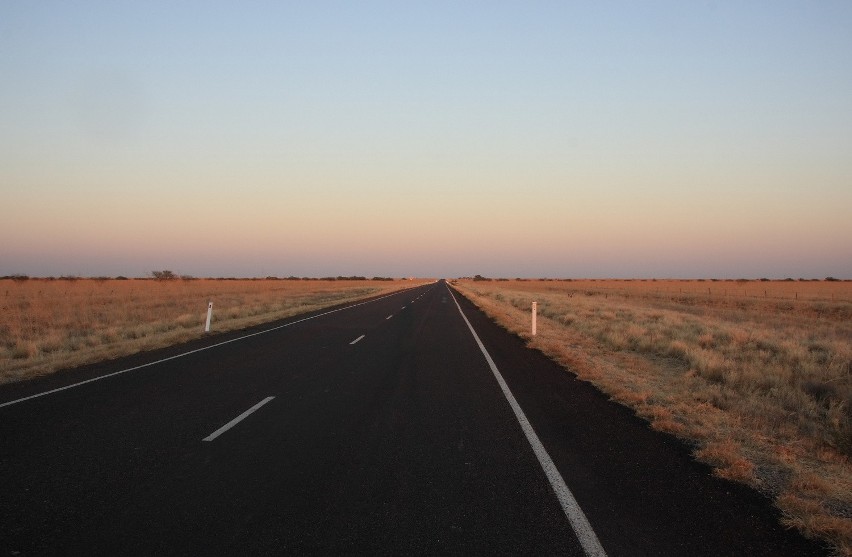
xmin=205 ymin=301 xmax=213 ymax=332
xmin=531 ymin=301 xmax=537 ymax=336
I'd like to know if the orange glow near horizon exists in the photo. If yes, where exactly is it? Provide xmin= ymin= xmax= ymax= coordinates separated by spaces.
xmin=2 ymin=3 xmax=851 ymax=278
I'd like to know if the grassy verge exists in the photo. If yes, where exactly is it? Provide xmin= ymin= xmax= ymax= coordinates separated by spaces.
xmin=1 ymin=278 xmax=428 ymax=384
xmin=452 ymin=279 xmax=851 ymax=555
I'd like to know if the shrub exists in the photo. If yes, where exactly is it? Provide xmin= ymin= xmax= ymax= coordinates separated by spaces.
xmin=151 ymin=270 xmax=177 ymax=281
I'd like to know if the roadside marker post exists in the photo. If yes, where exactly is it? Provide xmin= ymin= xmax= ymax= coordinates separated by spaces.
xmin=532 ymin=301 xmax=537 ymax=336
xmin=205 ymin=301 xmax=213 ymax=333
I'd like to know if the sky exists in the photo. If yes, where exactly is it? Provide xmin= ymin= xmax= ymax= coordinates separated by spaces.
xmin=2 ymin=1 xmax=851 ymax=279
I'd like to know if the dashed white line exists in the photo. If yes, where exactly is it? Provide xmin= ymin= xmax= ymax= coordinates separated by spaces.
xmin=447 ymin=288 xmax=607 ymax=557
xmin=203 ymin=396 xmax=275 ymax=442
xmin=386 ymin=315 xmax=393 ymax=320
xmin=350 ymin=334 xmax=365 ymax=345
xmin=0 ymin=285 xmax=425 ymax=409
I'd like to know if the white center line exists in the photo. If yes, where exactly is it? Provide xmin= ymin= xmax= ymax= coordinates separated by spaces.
xmin=386 ymin=315 xmax=393 ymax=320
xmin=447 ymin=287 xmax=607 ymax=557
xmin=0 ymin=285 xmax=426 ymax=409
xmin=203 ymin=396 xmax=275 ymax=442
xmin=350 ymin=334 xmax=365 ymax=345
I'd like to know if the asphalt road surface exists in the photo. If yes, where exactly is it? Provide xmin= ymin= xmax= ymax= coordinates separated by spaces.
xmin=0 ymin=281 xmax=829 ymax=555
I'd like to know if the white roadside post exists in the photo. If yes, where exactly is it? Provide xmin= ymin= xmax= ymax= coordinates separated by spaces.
xmin=531 ymin=301 xmax=537 ymax=336
xmin=205 ymin=301 xmax=213 ymax=333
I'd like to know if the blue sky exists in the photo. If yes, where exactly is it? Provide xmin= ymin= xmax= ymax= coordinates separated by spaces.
xmin=2 ymin=1 xmax=851 ymax=278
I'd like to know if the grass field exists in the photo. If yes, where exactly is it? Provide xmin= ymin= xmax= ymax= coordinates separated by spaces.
xmin=0 ymin=277 xmax=427 ymax=385
xmin=452 ymin=278 xmax=851 ymax=555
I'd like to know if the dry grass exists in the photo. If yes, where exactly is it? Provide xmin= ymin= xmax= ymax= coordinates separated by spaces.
xmin=1 ymin=277 xmax=428 ymax=384
xmin=452 ymin=278 xmax=851 ymax=555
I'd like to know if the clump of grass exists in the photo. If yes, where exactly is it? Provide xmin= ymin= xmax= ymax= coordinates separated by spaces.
xmin=695 ymin=439 xmax=757 ymax=483
xmin=10 ymin=340 xmax=37 ymax=360
xmin=453 ymin=279 xmax=851 ymax=555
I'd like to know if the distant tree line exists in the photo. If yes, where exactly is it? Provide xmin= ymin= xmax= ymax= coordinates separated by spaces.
xmin=7 ymin=273 xmax=843 ymax=282
xmin=1 ymin=273 xmax=848 ymax=283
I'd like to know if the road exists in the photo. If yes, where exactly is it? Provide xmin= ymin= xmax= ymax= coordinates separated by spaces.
xmin=0 ymin=281 xmax=828 ymax=555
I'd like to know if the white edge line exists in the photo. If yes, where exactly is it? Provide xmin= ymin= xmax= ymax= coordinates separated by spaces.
xmin=0 ymin=284 xmax=427 ymax=409
xmin=350 ymin=334 xmax=365 ymax=345
xmin=203 ymin=396 xmax=275 ymax=442
xmin=447 ymin=286 xmax=607 ymax=557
